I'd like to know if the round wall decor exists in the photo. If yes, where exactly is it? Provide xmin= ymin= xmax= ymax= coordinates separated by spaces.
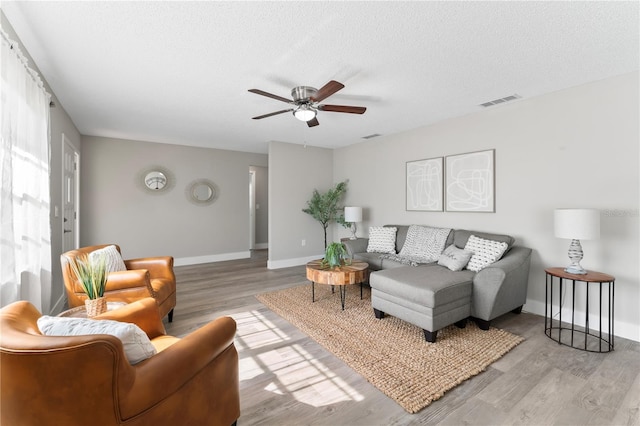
xmin=144 ymin=171 xmax=167 ymax=190
xmin=186 ymin=179 xmax=217 ymax=205
xmin=138 ymin=166 xmax=174 ymax=194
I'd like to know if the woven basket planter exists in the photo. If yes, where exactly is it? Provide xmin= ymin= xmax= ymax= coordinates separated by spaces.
xmin=84 ymin=297 xmax=107 ymax=317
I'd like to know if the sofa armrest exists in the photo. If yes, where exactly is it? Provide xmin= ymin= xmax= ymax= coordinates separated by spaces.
xmin=472 ymin=246 xmax=532 ymax=321
xmin=100 ymin=270 xmax=157 ymax=304
xmin=125 ymin=256 xmax=174 ymax=280
xmin=118 ymin=316 xmax=237 ymax=420
xmin=105 ymin=269 xmax=152 ymax=291
xmin=342 ymin=238 xmax=369 ymax=257
xmin=95 ymin=298 xmax=166 ymax=339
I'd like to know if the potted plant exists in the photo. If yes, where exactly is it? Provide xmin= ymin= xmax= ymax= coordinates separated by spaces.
xmin=302 ymin=181 xmax=349 ymax=249
xmin=66 ymin=253 xmax=108 ymax=317
xmin=322 ymin=242 xmax=350 ymax=269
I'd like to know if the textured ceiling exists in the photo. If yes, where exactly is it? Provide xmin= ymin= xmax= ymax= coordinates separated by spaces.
xmin=2 ymin=1 xmax=638 ymax=154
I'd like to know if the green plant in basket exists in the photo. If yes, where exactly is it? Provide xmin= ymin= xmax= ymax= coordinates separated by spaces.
xmin=322 ymin=242 xmax=350 ymax=269
xmin=67 ymin=253 xmax=108 ymax=299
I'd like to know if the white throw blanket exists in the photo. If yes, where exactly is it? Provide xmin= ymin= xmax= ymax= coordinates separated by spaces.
xmin=379 ymin=225 xmax=452 ymax=266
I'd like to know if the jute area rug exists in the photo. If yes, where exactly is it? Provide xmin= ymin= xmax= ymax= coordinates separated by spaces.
xmin=256 ymin=283 xmax=524 ymax=414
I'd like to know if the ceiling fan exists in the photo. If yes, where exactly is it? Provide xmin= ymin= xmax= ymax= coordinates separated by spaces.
xmin=248 ymin=80 xmax=366 ymax=127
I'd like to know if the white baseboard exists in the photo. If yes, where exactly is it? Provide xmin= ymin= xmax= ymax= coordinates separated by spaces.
xmin=267 ymin=254 xmax=323 ymax=270
xmin=254 ymin=243 xmax=268 ymax=250
xmin=174 ymin=251 xmax=251 ymax=267
xmin=524 ymin=299 xmax=639 ymax=343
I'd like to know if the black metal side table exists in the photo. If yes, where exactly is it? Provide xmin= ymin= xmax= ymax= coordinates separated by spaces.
xmin=545 ymin=267 xmax=615 ymax=352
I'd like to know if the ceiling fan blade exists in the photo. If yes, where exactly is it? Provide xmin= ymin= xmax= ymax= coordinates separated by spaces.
xmin=318 ymin=104 xmax=367 ymax=114
xmin=252 ymin=109 xmax=293 ymax=120
xmin=248 ymin=89 xmax=292 ymax=104
xmin=311 ymin=80 xmax=345 ymax=102
xmin=307 ymin=117 xmax=320 ymax=127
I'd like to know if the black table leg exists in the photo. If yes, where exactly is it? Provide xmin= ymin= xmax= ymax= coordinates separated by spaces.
xmin=340 ymin=286 xmax=346 ymax=310
xmin=312 ymin=281 xmax=315 ymax=302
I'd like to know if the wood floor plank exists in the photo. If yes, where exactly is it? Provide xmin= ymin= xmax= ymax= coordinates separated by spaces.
xmin=166 ymin=250 xmax=640 ymax=425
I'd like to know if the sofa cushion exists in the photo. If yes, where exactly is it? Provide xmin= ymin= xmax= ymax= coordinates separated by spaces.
xmin=454 ymin=229 xmax=514 ymax=251
xmin=398 ymin=225 xmax=451 ymax=264
xmin=354 ymin=252 xmax=385 ymax=270
xmin=367 ymin=226 xmax=397 ymax=254
xmin=37 ymin=315 xmax=156 ymax=364
xmin=437 ymin=245 xmax=473 ymax=272
xmin=370 ymin=266 xmax=474 ymax=308
xmin=464 ymin=235 xmax=509 ymax=272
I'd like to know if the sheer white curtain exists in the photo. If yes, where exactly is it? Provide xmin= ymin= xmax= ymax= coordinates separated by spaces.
xmin=0 ymin=30 xmax=52 ymax=311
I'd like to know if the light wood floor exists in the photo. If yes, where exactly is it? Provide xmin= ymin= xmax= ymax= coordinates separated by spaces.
xmin=167 ymin=250 xmax=640 ymax=426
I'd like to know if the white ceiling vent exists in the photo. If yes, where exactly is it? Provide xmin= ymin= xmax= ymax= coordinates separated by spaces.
xmin=362 ymin=133 xmax=381 ymax=139
xmin=479 ymin=94 xmax=521 ymax=108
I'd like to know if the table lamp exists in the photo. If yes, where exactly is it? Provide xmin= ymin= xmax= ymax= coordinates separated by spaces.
xmin=554 ymin=208 xmax=600 ymax=274
xmin=344 ymin=206 xmax=363 ymax=240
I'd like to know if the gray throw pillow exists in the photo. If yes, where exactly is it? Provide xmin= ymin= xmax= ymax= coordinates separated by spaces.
xmin=437 ymin=245 xmax=473 ymax=272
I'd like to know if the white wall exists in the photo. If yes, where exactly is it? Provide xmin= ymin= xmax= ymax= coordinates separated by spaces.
xmin=268 ymin=141 xmax=334 ymax=268
xmin=81 ymin=136 xmax=268 ymax=265
xmin=334 ymin=72 xmax=639 ymax=342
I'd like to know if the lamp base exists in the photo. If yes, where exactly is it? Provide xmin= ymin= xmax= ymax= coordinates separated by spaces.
xmin=349 ymin=223 xmax=358 ymax=240
xmin=565 ymin=239 xmax=587 ymax=274
xmin=564 ymin=265 xmax=587 ymax=275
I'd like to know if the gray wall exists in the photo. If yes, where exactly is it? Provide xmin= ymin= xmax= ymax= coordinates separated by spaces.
xmin=268 ymin=141 xmax=334 ymax=268
xmin=81 ymin=136 xmax=267 ymax=264
xmin=1 ymin=12 xmax=82 ymax=314
xmin=333 ymin=72 xmax=639 ymax=341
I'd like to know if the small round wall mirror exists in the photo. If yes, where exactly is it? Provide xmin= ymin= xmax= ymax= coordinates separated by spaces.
xmin=192 ymin=183 xmax=213 ymax=201
xmin=187 ymin=179 xmax=217 ymax=205
xmin=144 ymin=171 xmax=167 ymax=190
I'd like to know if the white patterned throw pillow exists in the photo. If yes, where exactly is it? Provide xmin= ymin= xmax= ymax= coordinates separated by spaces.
xmin=464 ymin=235 xmax=509 ymax=272
xmin=367 ymin=227 xmax=397 ymax=254
xmin=89 ymin=245 xmax=127 ymax=273
xmin=398 ymin=225 xmax=452 ymax=264
xmin=37 ymin=316 xmax=156 ymax=364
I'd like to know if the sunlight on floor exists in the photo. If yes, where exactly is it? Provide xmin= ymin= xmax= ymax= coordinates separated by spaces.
xmin=233 ymin=309 xmax=365 ymax=408
xmin=233 ymin=309 xmax=290 ymax=351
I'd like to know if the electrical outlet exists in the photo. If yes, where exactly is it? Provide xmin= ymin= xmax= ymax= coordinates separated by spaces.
xmin=301 ymin=239 xmax=306 ymax=247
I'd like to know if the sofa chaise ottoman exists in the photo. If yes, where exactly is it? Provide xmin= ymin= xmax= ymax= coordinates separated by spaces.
xmin=343 ymin=225 xmax=532 ymax=342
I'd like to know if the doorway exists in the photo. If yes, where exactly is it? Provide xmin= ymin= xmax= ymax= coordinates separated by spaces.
xmin=62 ymin=134 xmax=80 ymax=252
xmin=249 ymin=169 xmax=256 ymax=250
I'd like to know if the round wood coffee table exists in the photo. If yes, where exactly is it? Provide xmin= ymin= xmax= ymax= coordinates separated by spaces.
xmin=305 ymin=259 xmax=369 ymax=310
xmin=58 ymin=302 xmax=127 ymax=318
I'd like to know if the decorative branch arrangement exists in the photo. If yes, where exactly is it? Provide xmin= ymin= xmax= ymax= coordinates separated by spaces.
xmin=302 ymin=181 xmax=348 ymax=249
xmin=66 ymin=253 xmax=108 ymax=300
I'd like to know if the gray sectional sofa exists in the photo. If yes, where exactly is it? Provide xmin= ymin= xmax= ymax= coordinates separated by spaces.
xmin=342 ymin=225 xmax=532 ymax=343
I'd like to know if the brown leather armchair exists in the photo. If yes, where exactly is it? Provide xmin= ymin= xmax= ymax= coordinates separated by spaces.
xmin=61 ymin=244 xmax=176 ymax=321
xmin=0 ymin=298 xmax=240 ymax=426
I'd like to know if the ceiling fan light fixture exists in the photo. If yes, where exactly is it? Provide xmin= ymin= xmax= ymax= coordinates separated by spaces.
xmin=293 ymin=104 xmax=317 ymax=122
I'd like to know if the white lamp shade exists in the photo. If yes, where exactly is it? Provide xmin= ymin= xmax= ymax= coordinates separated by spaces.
xmin=554 ymin=208 xmax=600 ymax=240
xmin=344 ymin=206 xmax=363 ymax=223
